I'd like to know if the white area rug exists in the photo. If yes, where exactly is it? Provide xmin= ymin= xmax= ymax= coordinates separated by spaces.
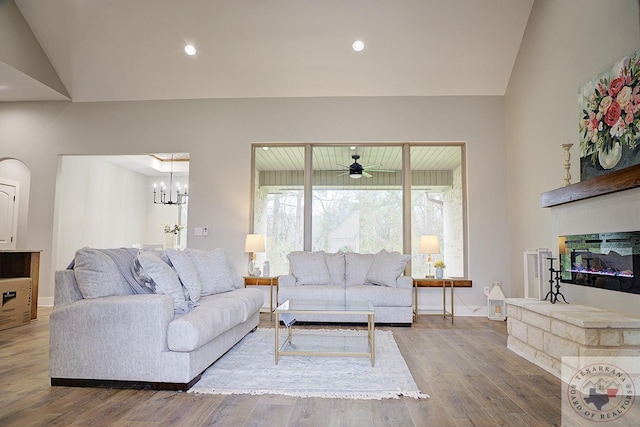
xmin=189 ymin=328 xmax=429 ymax=400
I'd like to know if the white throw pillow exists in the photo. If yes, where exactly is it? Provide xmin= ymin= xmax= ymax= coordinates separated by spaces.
xmin=365 ymin=250 xmax=410 ymax=287
xmin=133 ymin=251 xmax=189 ymax=313
xmin=324 ymin=252 xmax=346 ymax=285
xmin=73 ymin=247 xmax=132 ymax=299
xmin=165 ymin=249 xmax=202 ymax=302
xmin=287 ymin=251 xmax=332 ymax=285
xmin=185 ymin=248 xmax=239 ymax=295
xmin=345 ymin=252 xmax=375 ymax=286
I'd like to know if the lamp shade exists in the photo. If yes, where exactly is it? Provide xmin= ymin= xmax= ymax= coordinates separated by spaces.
xmin=419 ymin=235 xmax=440 ymax=254
xmin=244 ymin=234 xmax=265 ymax=253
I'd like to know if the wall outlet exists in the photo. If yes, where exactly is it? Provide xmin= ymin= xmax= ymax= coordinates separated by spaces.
xmin=483 ymin=286 xmax=490 ymax=297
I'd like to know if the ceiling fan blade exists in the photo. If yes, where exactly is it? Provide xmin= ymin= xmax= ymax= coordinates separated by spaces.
xmin=362 ymin=171 xmax=373 ymax=178
xmin=336 ymin=171 xmax=349 ymax=177
xmin=365 ymin=169 xmax=396 ymax=173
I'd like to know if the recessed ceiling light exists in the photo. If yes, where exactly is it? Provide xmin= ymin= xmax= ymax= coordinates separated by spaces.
xmin=262 ymin=147 xmax=270 ymax=151
xmin=350 ymin=146 xmax=357 ymax=150
xmin=184 ymin=44 xmax=197 ymax=56
xmin=352 ymin=40 xmax=365 ymax=52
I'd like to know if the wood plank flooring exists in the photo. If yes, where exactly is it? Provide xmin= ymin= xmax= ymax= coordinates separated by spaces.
xmin=0 ymin=308 xmax=561 ymax=426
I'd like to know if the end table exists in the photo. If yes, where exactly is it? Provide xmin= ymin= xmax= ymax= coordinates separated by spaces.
xmin=243 ymin=276 xmax=279 ymax=320
xmin=413 ymin=278 xmax=472 ymax=323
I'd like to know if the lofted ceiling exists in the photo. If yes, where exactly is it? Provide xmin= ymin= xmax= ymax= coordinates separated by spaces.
xmin=3 ymin=0 xmax=534 ymax=103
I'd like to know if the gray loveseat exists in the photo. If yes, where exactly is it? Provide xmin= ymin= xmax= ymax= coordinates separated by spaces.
xmin=50 ymin=247 xmax=263 ymax=390
xmin=278 ymin=250 xmax=413 ymax=325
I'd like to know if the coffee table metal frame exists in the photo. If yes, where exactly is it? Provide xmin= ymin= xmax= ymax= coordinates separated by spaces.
xmin=274 ymin=299 xmax=375 ymax=366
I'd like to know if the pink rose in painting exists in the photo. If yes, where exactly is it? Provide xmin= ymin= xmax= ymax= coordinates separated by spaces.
xmin=604 ymin=101 xmax=622 ymax=126
xmin=609 ymin=77 xmax=624 ymax=96
xmin=625 ymin=113 xmax=634 ymax=125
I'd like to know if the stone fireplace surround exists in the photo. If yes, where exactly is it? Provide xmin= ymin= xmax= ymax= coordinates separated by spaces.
xmin=505 ymin=298 xmax=640 ymax=378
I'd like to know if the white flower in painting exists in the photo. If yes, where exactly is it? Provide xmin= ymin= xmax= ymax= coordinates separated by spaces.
xmin=610 ymin=117 xmax=626 ymax=138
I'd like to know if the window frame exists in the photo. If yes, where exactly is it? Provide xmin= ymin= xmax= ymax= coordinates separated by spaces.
xmin=250 ymin=142 xmax=467 ymax=278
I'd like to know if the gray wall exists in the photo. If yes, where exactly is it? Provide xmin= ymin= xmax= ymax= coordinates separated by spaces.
xmin=0 ymin=96 xmax=507 ymax=310
xmin=505 ymin=0 xmax=640 ymax=316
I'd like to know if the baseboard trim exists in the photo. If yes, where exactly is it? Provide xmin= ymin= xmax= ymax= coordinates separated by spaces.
xmin=50 ymin=374 xmax=202 ymax=391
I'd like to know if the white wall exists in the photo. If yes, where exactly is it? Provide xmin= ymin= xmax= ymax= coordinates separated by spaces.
xmin=0 ymin=96 xmax=507 ymax=312
xmin=53 ymin=156 xmax=150 ymax=269
xmin=505 ymin=0 xmax=640 ymax=317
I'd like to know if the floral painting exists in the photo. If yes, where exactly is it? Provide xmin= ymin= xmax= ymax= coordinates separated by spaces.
xmin=579 ymin=49 xmax=640 ymax=180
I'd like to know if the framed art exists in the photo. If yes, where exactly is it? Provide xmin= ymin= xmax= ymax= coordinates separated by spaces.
xmin=579 ymin=49 xmax=640 ymax=180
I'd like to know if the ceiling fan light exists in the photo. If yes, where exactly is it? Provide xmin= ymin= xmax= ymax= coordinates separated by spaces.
xmin=350 ymin=172 xmax=362 ymax=179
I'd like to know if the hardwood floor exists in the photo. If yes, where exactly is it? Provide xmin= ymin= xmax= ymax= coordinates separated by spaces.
xmin=0 ymin=308 xmax=561 ymax=426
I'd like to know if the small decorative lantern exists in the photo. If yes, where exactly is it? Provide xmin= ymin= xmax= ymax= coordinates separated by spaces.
xmin=523 ymin=248 xmax=552 ymax=300
xmin=487 ymin=282 xmax=506 ymax=321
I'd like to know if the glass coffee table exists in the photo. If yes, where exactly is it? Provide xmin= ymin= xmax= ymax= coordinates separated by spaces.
xmin=274 ymin=299 xmax=375 ymax=366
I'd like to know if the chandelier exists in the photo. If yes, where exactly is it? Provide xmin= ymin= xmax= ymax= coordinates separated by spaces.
xmin=153 ymin=155 xmax=188 ymax=205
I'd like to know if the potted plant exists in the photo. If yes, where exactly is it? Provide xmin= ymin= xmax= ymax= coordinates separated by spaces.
xmin=433 ymin=260 xmax=446 ymax=279
xmin=161 ymin=223 xmax=184 ymax=249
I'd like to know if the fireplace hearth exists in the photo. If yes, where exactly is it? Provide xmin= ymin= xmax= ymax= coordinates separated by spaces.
xmin=559 ymin=231 xmax=640 ymax=294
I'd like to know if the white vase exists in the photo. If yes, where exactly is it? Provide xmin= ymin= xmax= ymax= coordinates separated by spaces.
xmin=165 ymin=233 xmax=175 ymax=249
xmin=598 ymin=141 xmax=622 ymax=170
xmin=435 ymin=267 xmax=444 ymax=279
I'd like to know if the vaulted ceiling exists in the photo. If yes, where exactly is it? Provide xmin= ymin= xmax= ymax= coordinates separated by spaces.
xmin=1 ymin=0 xmax=534 ymax=103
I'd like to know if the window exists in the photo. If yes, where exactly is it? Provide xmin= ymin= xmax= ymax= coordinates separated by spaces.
xmin=410 ymin=146 xmax=464 ymax=277
xmin=252 ymin=143 xmax=466 ymax=277
xmin=312 ymin=146 xmax=403 ymax=253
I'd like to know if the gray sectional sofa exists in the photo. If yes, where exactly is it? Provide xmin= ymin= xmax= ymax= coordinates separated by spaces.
xmin=50 ymin=247 xmax=263 ymax=390
xmin=278 ymin=250 xmax=413 ymax=325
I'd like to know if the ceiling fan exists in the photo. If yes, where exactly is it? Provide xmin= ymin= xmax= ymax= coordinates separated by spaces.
xmin=337 ymin=154 xmax=395 ymax=179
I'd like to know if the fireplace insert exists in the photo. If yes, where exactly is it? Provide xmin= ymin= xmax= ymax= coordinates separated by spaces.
xmin=558 ymin=231 xmax=640 ymax=295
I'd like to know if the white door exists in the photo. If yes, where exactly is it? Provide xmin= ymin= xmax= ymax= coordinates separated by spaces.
xmin=0 ymin=182 xmax=17 ymax=249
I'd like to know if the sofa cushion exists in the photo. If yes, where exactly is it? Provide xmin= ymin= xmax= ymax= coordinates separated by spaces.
xmin=167 ymin=295 xmax=247 ymax=352
xmin=287 ymin=251 xmax=332 ymax=285
xmin=365 ymin=250 xmax=410 ymax=287
xmin=165 ymin=249 xmax=201 ymax=303
xmin=345 ymin=252 xmax=375 ymax=286
xmin=214 ymin=288 xmax=264 ymax=322
xmin=132 ymin=251 xmax=189 ymax=313
xmin=324 ymin=252 xmax=346 ymax=286
xmin=73 ymin=248 xmax=133 ymax=299
xmin=185 ymin=248 xmax=243 ymax=296
xmin=278 ymin=284 xmax=346 ymax=302
xmin=345 ymin=285 xmax=412 ymax=307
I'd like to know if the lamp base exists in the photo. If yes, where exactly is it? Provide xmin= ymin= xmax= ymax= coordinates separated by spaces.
xmin=248 ymin=260 xmax=256 ymax=276
xmin=425 ymin=274 xmax=434 ymax=279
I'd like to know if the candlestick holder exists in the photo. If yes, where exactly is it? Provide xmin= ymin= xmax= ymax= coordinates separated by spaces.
xmin=544 ymin=257 xmax=568 ymax=304
xmin=561 ymin=143 xmax=573 ymax=187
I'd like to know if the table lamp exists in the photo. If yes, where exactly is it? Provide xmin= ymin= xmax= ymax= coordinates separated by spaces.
xmin=244 ymin=234 xmax=265 ymax=276
xmin=419 ymin=235 xmax=440 ymax=278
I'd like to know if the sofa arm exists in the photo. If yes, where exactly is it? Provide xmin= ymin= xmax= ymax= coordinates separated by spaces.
xmin=50 ymin=294 xmax=175 ymax=380
xmin=397 ymin=276 xmax=413 ymax=289
xmin=278 ymin=274 xmax=296 ymax=288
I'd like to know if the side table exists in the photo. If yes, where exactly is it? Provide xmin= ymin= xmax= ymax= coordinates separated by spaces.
xmin=413 ymin=278 xmax=472 ymax=324
xmin=243 ymin=276 xmax=279 ymax=320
